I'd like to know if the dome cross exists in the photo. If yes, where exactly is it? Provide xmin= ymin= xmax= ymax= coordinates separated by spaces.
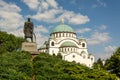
xmin=61 ymin=18 xmax=64 ymax=25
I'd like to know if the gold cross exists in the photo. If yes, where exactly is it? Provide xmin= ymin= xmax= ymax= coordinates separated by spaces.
xmin=61 ymin=18 xmax=64 ymax=25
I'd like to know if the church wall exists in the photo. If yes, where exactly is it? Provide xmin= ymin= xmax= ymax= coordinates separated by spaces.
xmin=63 ymin=53 xmax=82 ymax=63
xmin=63 ymin=53 xmax=93 ymax=67
xmin=49 ymin=47 xmax=59 ymax=55
xmin=77 ymin=49 xmax=88 ymax=55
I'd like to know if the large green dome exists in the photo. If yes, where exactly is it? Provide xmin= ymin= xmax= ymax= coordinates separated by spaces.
xmin=52 ymin=24 xmax=74 ymax=33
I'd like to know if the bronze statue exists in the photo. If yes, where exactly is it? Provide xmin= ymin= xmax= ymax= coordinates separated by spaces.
xmin=24 ymin=18 xmax=34 ymax=42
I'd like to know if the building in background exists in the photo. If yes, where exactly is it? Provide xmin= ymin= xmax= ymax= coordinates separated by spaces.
xmin=39 ymin=19 xmax=94 ymax=67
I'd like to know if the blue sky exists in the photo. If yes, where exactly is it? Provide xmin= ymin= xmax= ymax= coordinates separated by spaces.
xmin=0 ymin=0 xmax=120 ymax=60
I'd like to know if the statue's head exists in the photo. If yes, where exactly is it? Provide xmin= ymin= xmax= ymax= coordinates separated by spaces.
xmin=28 ymin=18 xmax=31 ymax=22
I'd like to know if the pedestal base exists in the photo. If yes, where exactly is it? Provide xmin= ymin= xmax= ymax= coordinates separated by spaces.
xmin=21 ymin=42 xmax=37 ymax=53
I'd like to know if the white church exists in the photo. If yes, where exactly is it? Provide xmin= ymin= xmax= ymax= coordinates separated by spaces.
xmin=39 ymin=19 xmax=94 ymax=67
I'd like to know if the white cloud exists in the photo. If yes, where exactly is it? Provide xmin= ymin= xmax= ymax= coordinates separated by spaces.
xmin=22 ymin=0 xmax=39 ymax=10
xmin=92 ymin=0 xmax=106 ymax=8
xmin=94 ymin=46 xmax=117 ymax=60
xmin=22 ymin=0 xmax=58 ymax=10
xmin=32 ymin=9 xmax=89 ymax=25
xmin=46 ymin=0 xmax=58 ymax=9
xmin=103 ymin=45 xmax=117 ymax=59
xmin=33 ymin=25 xmax=49 ymax=48
xmin=27 ymin=0 xmax=90 ymax=25
xmin=34 ymin=25 xmax=48 ymax=33
xmin=87 ymin=31 xmax=111 ymax=45
xmin=0 ymin=1 xmax=21 ymax=12
xmin=62 ymin=11 xmax=90 ymax=25
xmin=70 ymin=15 xmax=89 ymax=25
xmin=36 ymin=33 xmax=48 ymax=48
xmin=76 ymin=28 xmax=91 ymax=33
xmin=0 ymin=0 xmax=24 ymax=32
xmin=105 ymin=45 xmax=117 ymax=54
xmin=99 ymin=25 xmax=107 ymax=30
xmin=9 ymin=28 xmax=24 ymax=37
xmin=32 ymin=9 xmax=62 ymax=22
xmin=41 ymin=1 xmax=49 ymax=10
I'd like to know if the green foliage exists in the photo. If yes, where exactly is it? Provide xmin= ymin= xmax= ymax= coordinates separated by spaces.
xmin=33 ymin=53 xmax=117 ymax=80
xmin=0 ymin=51 xmax=118 ymax=80
xmin=0 ymin=31 xmax=25 ymax=53
xmin=0 ymin=51 xmax=33 ymax=80
xmin=105 ymin=47 xmax=120 ymax=78
xmin=93 ymin=58 xmax=104 ymax=70
xmin=56 ymin=53 xmax=62 ymax=59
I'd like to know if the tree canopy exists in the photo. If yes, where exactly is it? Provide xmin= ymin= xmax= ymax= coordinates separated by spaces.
xmin=0 ymin=52 xmax=117 ymax=80
xmin=0 ymin=51 xmax=33 ymax=80
xmin=0 ymin=31 xmax=25 ymax=53
xmin=105 ymin=47 xmax=120 ymax=78
xmin=33 ymin=53 xmax=117 ymax=80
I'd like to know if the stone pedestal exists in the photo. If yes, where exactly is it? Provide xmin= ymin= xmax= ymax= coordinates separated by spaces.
xmin=21 ymin=42 xmax=37 ymax=53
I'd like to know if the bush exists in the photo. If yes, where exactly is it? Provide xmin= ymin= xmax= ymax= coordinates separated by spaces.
xmin=0 ymin=51 xmax=32 ymax=80
xmin=33 ymin=53 xmax=118 ymax=80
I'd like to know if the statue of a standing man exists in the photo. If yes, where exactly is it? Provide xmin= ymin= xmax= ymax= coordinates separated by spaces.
xmin=24 ymin=18 xmax=34 ymax=42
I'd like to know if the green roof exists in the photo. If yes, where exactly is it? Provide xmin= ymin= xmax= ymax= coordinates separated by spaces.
xmin=52 ymin=24 xmax=74 ymax=33
xmin=61 ymin=41 xmax=77 ymax=47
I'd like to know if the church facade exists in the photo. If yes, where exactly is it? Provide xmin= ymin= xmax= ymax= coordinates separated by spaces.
xmin=39 ymin=21 xmax=94 ymax=67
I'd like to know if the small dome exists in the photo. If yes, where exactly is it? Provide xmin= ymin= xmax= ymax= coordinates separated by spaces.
xmin=52 ymin=24 xmax=74 ymax=33
xmin=60 ymin=41 xmax=77 ymax=47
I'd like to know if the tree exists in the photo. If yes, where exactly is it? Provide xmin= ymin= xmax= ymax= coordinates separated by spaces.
xmin=33 ymin=53 xmax=117 ymax=80
xmin=0 ymin=51 xmax=33 ymax=80
xmin=105 ymin=47 xmax=120 ymax=78
xmin=0 ymin=31 xmax=25 ymax=53
xmin=93 ymin=58 xmax=104 ymax=70
xmin=0 ymin=51 xmax=118 ymax=80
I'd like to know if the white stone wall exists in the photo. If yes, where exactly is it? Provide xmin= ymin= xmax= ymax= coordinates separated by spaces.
xmin=49 ymin=47 xmax=59 ymax=55
xmin=62 ymin=52 xmax=94 ymax=67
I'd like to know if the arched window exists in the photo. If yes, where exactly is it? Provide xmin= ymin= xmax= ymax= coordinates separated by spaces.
xmin=83 ymin=55 xmax=86 ymax=59
xmin=63 ymin=33 xmax=64 ymax=37
xmin=51 ymin=42 xmax=54 ymax=46
xmin=56 ymin=33 xmax=58 ymax=37
xmin=82 ymin=43 xmax=85 ymax=47
xmin=59 ymin=33 xmax=61 ymax=37
xmin=66 ymin=33 xmax=68 ymax=37
xmin=61 ymin=48 xmax=63 ymax=52
xmin=91 ymin=58 xmax=93 ymax=61
xmin=73 ymin=55 xmax=75 ymax=58
xmin=81 ymin=51 xmax=85 ymax=54
xmin=54 ymin=34 xmax=55 ymax=38
xmin=68 ymin=48 xmax=69 ymax=51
